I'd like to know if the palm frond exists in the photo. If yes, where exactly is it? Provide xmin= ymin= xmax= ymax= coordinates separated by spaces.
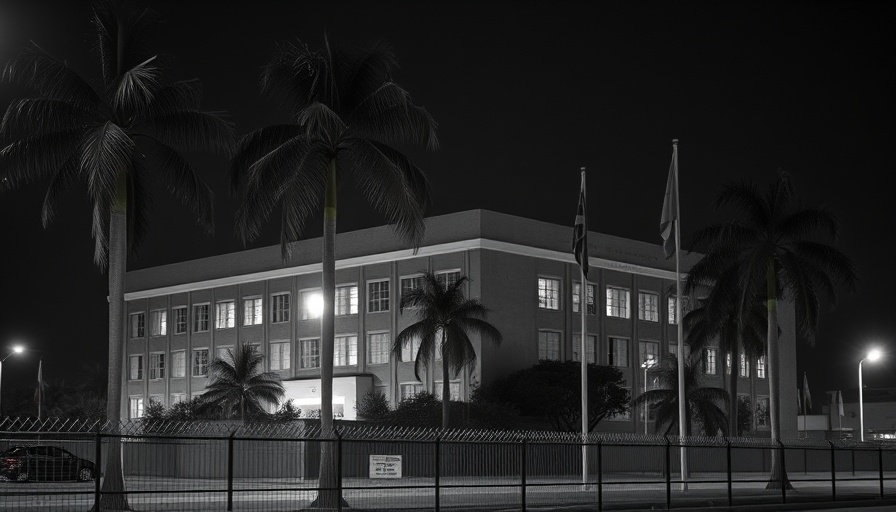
xmin=714 ymin=180 xmax=768 ymax=228
xmin=92 ymin=1 xmax=159 ymax=86
xmin=350 ymin=82 xmax=439 ymax=150
xmin=111 ymin=56 xmax=161 ymax=115
xmin=229 ymin=124 xmax=304 ymax=194
xmin=81 ymin=121 xmax=134 ymax=204
xmin=778 ymin=207 xmax=841 ymax=241
xmin=0 ymin=130 xmax=82 ymax=187
xmin=41 ymin=153 xmax=81 ymax=227
xmin=137 ymin=110 xmax=235 ymax=156
xmin=3 ymin=43 xmax=100 ymax=110
xmin=1 ymin=98 xmax=94 ymax=142
xmin=260 ymin=40 xmax=329 ymax=117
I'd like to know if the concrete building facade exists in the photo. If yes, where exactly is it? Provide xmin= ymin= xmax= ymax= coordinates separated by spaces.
xmin=122 ymin=210 xmax=798 ymax=436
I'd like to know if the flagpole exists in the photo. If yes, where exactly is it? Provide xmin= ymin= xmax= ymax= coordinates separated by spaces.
xmin=580 ymin=168 xmax=589 ymax=485
xmin=37 ymin=358 xmax=42 ymax=420
xmin=672 ymin=139 xmax=688 ymax=490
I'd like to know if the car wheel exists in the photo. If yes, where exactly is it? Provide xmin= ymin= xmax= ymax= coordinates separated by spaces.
xmin=77 ymin=467 xmax=94 ymax=482
xmin=15 ymin=472 xmax=29 ymax=482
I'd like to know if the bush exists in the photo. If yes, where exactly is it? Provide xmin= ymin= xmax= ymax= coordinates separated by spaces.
xmin=356 ymin=390 xmax=391 ymax=422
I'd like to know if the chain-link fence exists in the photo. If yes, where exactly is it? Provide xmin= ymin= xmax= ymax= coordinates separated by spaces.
xmin=2 ymin=417 xmax=896 ymax=511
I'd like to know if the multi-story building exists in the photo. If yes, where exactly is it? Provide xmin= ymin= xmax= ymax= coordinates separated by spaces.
xmin=123 ymin=209 xmax=797 ymax=436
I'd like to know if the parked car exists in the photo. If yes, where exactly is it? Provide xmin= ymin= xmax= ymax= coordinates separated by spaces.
xmin=0 ymin=445 xmax=96 ymax=482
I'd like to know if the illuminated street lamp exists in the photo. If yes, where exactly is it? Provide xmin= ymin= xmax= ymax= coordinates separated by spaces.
xmin=0 ymin=345 xmax=25 ymax=416
xmin=859 ymin=349 xmax=883 ymax=442
xmin=641 ymin=357 xmax=656 ymax=435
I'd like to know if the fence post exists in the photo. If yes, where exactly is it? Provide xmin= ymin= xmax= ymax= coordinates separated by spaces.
xmin=227 ymin=431 xmax=235 ymax=511
xmin=779 ymin=440 xmax=787 ymax=504
xmin=336 ymin=427 xmax=343 ymax=512
xmin=880 ymin=446 xmax=884 ymax=498
xmin=434 ymin=436 xmax=441 ymax=512
xmin=521 ymin=438 xmax=527 ymax=512
xmin=94 ymin=427 xmax=102 ymax=512
xmin=726 ymin=439 xmax=732 ymax=507
xmin=665 ymin=436 xmax=671 ymax=509
xmin=830 ymin=441 xmax=837 ymax=501
xmin=597 ymin=440 xmax=603 ymax=512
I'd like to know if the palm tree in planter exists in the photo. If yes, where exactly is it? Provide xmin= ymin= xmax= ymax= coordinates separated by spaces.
xmin=202 ymin=346 xmax=285 ymax=421
xmin=687 ymin=171 xmax=858 ymax=488
xmin=0 ymin=3 xmax=233 ymax=508
xmin=393 ymin=272 xmax=502 ymax=429
xmin=230 ymin=37 xmax=437 ymax=509
xmin=632 ymin=353 xmax=729 ymax=436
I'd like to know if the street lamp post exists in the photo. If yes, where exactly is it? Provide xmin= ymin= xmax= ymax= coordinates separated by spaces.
xmin=859 ymin=349 xmax=882 ymax=442
xmin=0 ymin=346 xmax=25 ymax=417
xmin=641 ymin=357 xmax=655 ymax=435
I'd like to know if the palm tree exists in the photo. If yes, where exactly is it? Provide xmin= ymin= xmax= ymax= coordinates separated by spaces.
xmin=0 ymin=3 xmax=232 ymax=508
xmin=229 ymin=37 xmax=437 ymax=508
xmin=202 ymin=346 xmax=285 ymax=421
xmin=687 ymin=171 xmax=858 ymax=487
xmin=632 ymin=354 xmax=729 ymax=436
xmin=393 ymin=272 xmax=502 ymax=428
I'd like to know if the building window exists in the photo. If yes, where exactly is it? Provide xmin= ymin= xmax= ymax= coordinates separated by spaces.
xmin=401 ymin=338 xmax=421 ymax=362
xmin=149 ymin=395 xmax=163 ymax=407
xmin=173 ymin=307 xmax=187 ymax=334
xmin=608 ymin=337 xmax=628 ymax=367
xmin=640 ymin=341 xmax=660 ymax=368
xmin=243 ymin=297 xmax=262 ymax=326
xmin=704 ymin=348 xmax=717 ymax=375
xmin=756 ymin=396 xmax=770 ymax=429
xmin=193 ymin=304 xmax=209 ymax=332
xmin=400 ymin=275 xmax=425 ymax=303
xmin=739 ymin=354 xmax=750 ymax=378
xmin=150 ymin=310 xmax=167 ymax=336
xmin=434 ymin=381 xmax=462 ymax=401
xmin=335 ymin=285 xmax=359 ymax=316
xmin=368 ymin=332 xmax=390 ymax=365
xmin=572 ymin=334 xmax=597 ymax=363
xmin=149 ymin=353 xmax=165 ymax=380
xmin=130 ymin=313 xmax=145 ymax=338
xmin=639 ymin=292 xmax=659 ymax=322
xmin=538 ymin=330 xmax=561 ymax=361
xmin=606 ymin=287 xmax=630 ymax=318
xmin=192 ymin=349 xmax=209 ymax=377
xmin=400 ymin=382 xmax=425 ymax=401
xmin=669 ymin=343 xmax=691 ymax=359
xmin=668 ymin=296 xmax=692 ymax=324
xmin=170 ymin=393 xmax=185 ymax=405
xmin=537 ymin=278 xmax=561 ymax=310
xmin=129 ymin=397 xmax=144 ymax=419
xmin=270 ymin=342 xmax=291 ymax=370
xmin=572 ymin=282 xmax=596 ymax=314
xmin=215 ymin=300 xmax=236 ymax=329
xmin=171 ymin=351 xmax=185 ymax=378
xmin=334 ymin=335 xmax=358 ymax=366
xmin=367 ymin=280 xmax=390 ymax=313
xmin=129 ymin=355 xmax=143 ymax=380
xmin=301 ymin=339 xmax=320 ymax=369
xmin=301 ymin=290 xmax=323 ymax=320
xmin=756 ymin=356 xmax=767 ymax=379
xmin=436 ymin=270 xmax=461 ymax=288
xmin=271 ymin=293 xmax=290 ymax=323
xmin=726 ymin=353 xmax=732 ymax=375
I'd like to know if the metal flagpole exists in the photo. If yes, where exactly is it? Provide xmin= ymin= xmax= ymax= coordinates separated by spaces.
xmin=580 ymin=168 xmax=589 ymax=485
xmin=672 ymin=140 xmax=688 ymax=490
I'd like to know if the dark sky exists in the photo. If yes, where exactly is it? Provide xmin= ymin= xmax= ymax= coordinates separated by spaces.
xmin=0 ymin=1 xmax=893 ymax=409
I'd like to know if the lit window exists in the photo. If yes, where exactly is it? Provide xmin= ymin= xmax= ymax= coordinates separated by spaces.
xmin=129 ymin=397 xmax=144 ymax=419
xmin=639 ymin=341 xmax=659 ymax=368
xmin=301 ymin=339 xmax=320 ymax=368
xmin=433 ymin=381 xmax=462 ymax=401
xmin=436 ymin=271 xmax=461 ymax=288
xmin=130 ymin=313 xmax=145 ymax=338
xmin=149 ymin=353 xmax=165 ymax=380
xmin=270 ymin=342 xmax=291 ymax=370
xmin=129 ymin=355 xmax=143 ymax=380
xmin=192 ymin=349 xmax=209 ymax=377
xmin=537 ymin=278 xmax=561 ymax=310
xmin=756 ymin=356 xmax=767 ymax=379
xmin=739 ymin=354 xmax=750 ymax=378
xmin=150 ymin=310 xmax=167 ymax=336
xmin=368 ymin=332 xmax=390 ymax=365
xmin=336 ymin=285 xmax=359 ymax=315
xmin=171 ymin=351 xmax=185 ymax=378
xmin=608 ymin=337 xmax=628 ymax=367
xmin=704 ymin=348 xmax=717 ymax=375
xmin=401 ymin=338 xmax=421 ymax=362
xmin=173 ymin=307 xmax=187 ymax=334
xmin=639 ymin=292 xmax=659 ymax=322
xmin=193 ymin=304 xmax=209 ymax=332
xmin=572 ymin=282 xmax=596 ymax=314
xmin=301 ymin=290 xmax=324 ymax=320
xmin=606 ymin=287 xmax=630 ymax=318
xmin=538 ymin=330 xmax=561 ymax=361
xmin=367 ymin=281 xmax=390 ymax=313
xmin=572 ymin=334 xmax=597 ymax=363
xmin=400 ymin=382 xmax=425 ymax=401
xmin=243 ymin=297 xmax=262 ymax=326
xmin=215 ymin=301 xmax=235 ymax=329
xmin=271 ymin=293 xmax=290 ymax=323
xmin=668 ymin=296 xmax=692 ymax=324
xmin=726 ymin=352 xmax=732 ymax=375
xmin=334 ymin=335 xmax=358 ymax=366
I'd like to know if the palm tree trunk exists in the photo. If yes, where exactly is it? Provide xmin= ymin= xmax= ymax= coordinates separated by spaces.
xmin=315 ymin=157 xmax=340 ymax=509
xmin=765 ymin=259 xmax=790 ymax=489
xmin=99 ymin=173 xmax=130 ymax=511
xmin=441 ymin=332 xmax=450 ymax=429
xmin=728 ymin=345 xmax=739 ymax=436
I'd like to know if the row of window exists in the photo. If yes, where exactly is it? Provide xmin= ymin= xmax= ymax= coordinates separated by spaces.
xmin=537 ymin=278 xmax=692 ymax=323
xmin=129 ymin=272 xmax=461 ymax=339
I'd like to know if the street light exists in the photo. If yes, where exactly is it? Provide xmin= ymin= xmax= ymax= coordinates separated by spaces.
xmin=0 ymin=345 xmax=25 ymax=417
xmin=859 ymin=348 xmax=882 ymax=442
xmin=641 ymin=357 xmax=656 ymax=435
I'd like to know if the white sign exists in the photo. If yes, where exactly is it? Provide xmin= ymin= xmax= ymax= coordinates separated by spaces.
xmin=369 ymin=455 xmax=402 ymax=478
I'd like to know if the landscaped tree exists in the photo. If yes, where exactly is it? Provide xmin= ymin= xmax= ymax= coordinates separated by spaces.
xmin=201 ymin=346 xmax=285 ymax=421
xmin=479 ymin=360 xmax=630 ymax=432
xmin=0 ymin=3 xmax=233 ymax=508
xmin=632 ymin=354 xmax=729 ymax=436
xmin=687 ymin=171 xmax=858 ymax=487
xmin=393 ymin=272 xmax=502 ymax=428
xmin=229 ymin=37 xmax=437 ymax=508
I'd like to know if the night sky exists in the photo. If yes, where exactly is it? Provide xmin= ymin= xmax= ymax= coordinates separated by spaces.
xmin=0 ymin=1 xmax=893 ymax=411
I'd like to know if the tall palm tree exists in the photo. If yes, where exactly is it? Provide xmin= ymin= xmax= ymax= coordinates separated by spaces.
xmin=202 ymin=346 xmax=285 ymax=421
xmin=230 ymin=37 xmax=437 ymax=508
xmin=393 ymin=272 xmax=502 ymax=428
xmin=632 ymin=354 xmax=729 ymax=436
xmin=687 ymin=171 xmax=858 ymax=487
xmin=0 ymin=3 xmax=232 ymax=508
